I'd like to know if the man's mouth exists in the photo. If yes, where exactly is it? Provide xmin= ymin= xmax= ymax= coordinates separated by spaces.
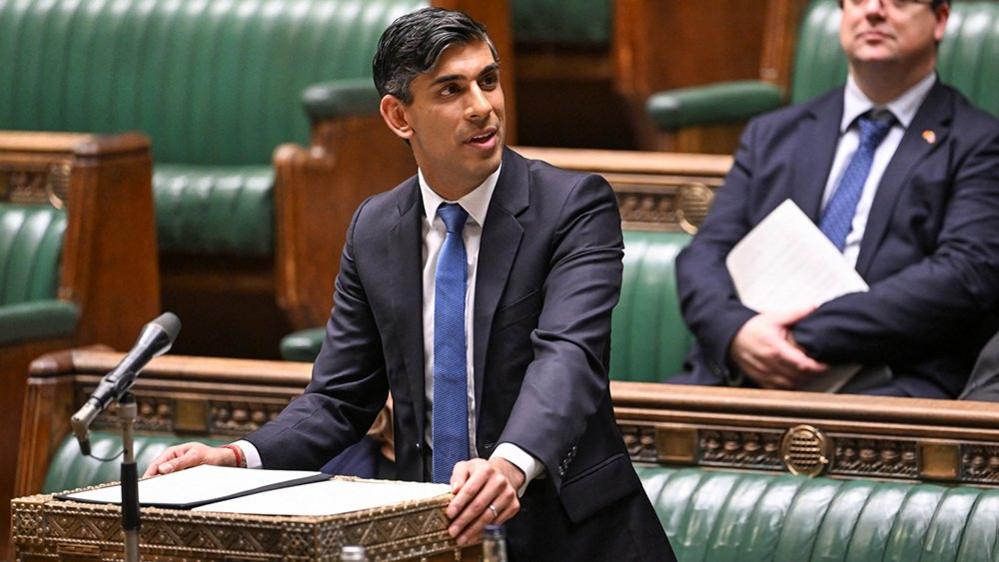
xmin=466 ymin=129 xmax=497 ymax=145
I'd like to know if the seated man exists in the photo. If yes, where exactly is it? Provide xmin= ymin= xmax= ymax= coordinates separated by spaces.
xmin=672 ymin=0 xmax=999 ymax=398
xmin=144 ymin=8 xmax=674 ymax=561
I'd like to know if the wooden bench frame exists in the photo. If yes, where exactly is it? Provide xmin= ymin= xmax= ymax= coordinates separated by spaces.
xmin=0 ymin=132 xmax=160 ymax=559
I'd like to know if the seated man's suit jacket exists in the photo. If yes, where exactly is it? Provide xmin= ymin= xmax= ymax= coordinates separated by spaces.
xmin=246 ymin=148 xmax=674 ymax=561
xmin=675 ymin=81 xmax=999 ymax=398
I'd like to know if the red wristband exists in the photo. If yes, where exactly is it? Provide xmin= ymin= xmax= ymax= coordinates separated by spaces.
xmin=222 ymin=444 xmax=245 ymax=468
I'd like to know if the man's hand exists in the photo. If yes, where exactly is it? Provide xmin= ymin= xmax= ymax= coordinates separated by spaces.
xmin=730 ymin=308 xmax=828 ymax=389
xmin=141 ymin=442 xmax=237 ymax=478
xmin=445 ymin=458 xmax=523 ymax=546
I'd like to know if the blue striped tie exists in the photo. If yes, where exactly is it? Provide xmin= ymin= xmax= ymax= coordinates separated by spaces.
xmin=432 ymin=203 xmax=470 ymax=484
xmin=819 ymin=111 xmax=895 ymax=251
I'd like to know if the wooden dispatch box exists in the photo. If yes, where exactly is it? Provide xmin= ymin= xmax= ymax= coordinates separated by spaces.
xmin=11 ymin=479 xmax=483 ymax=562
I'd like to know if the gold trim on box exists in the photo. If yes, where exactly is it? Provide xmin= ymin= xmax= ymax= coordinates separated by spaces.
xmin=781 ymin=425 xmax=831 ymax=477
xmin=656 ymin=426 xmax=697 ymax=464
xmin=920 ymin=442 xmax=960 ymax=481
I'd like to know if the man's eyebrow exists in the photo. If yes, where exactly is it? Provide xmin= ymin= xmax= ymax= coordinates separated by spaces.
xmin=429 ymin=62 xmax=500 ymax=86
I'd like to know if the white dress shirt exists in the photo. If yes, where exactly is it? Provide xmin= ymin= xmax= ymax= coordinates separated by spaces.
xmin=238 ymin=165 xmax=543 ymax=494
xmin=821 ymin=71 xmax=936 ymax=267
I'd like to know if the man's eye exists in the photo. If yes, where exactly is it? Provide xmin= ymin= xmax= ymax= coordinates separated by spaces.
xmin=442 ymin=84 xmax=461 ymax=96
xmin=480 ymin=74 xmax=499 ymax=89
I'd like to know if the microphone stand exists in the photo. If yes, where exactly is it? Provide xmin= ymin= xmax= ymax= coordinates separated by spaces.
xmin=117 ymin=392 xmax=141 ymax=562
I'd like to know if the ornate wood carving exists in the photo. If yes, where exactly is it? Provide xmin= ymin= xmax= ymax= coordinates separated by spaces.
xmin=700 ymin=429 xmax=784 ymax=471
xmin=829 ymin=436 xmax=918 ymax=479
xmin=0 ymin=162 xmax=71 ymax=208
xmin=962 ymin=444 xmax=999 ymax=484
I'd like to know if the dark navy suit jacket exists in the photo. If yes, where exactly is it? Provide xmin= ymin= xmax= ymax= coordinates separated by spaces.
xmin=246 ymin=149 xmax=674 ymax=561
xmin=674 ymin=81 xmax=999 ymax=398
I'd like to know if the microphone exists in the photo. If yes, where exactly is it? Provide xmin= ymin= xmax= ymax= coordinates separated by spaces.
xmin=71 ymin=312 xmax=181 ymax=456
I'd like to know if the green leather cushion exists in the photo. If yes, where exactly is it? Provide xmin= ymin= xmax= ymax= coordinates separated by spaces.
xmin=0 ymin=300 xmax=79 ymax=345
xmin=153 ymin=165 xmax=274 ymax=256
xmin=638 ymin=465 xmax=999 ymax=562
xmin=0 ymin=204 xmax=66 ymax=305
xmin=43 ymin=431 xmax=228 ymax=494
xmin=281 ymin=230 xmax=694 ymax=382
xmin=512 ymin=0 xmax=611 ymax=46
xmin=647 ymin=81 xmax=784 ymax=132
xmin=611 ymin=230 xmax=693 ymax=382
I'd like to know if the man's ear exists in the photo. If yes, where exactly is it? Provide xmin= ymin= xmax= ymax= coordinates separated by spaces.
xmin=380 ymin=95 xmax=414 ymax=141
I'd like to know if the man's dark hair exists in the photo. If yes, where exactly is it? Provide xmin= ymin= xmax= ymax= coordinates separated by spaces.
xmin=373 ymin=7 xmax=497 ymax=104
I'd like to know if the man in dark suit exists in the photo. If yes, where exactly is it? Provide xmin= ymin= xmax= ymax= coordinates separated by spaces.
xmin=145 ymin=8 xmax=674 ymax=561
xmin=672 ymin=0 xmax=999 ymax=397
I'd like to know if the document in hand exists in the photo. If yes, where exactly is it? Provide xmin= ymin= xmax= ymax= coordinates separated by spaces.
xmin=56 ymin=465 xmax=329 ymax=509
xmin=725 ymin=199 xmax=869 ymax=392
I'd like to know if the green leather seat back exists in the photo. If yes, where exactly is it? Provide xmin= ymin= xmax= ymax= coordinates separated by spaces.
xmin=0 ymin=204 xmax=66 ymax=306
xmin=791 ymin=0 xmax=999 ymax=117
xmin=43 ymin=432 xmax=228 ymax=494
xmin=610 ymin=230 xmax=693 ymax=382
xmin=0 ymin=0 xmax=424 ymax=256
xmin=0 ymin=0 xmax=424 ymax=166
xmin=637 ymin=465 xmax=999 ymax=562
xmin=153 ymin=165 xmax=275 ymax=256
xmin=512 ymin=0 xmax=611 ymax=46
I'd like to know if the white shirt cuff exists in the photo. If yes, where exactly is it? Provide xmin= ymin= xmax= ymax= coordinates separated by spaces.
xmin=233 ymin=440 xmax=263 ymax=469
xmin=490 ymin=442 xmax=545 ymax=497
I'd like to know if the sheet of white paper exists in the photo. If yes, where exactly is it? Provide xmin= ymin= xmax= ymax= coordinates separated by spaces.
xmin=193 ymin=479 xmax=451 ymax=516
xmin=61 ymin=465 xmax=326 ymax=506
xmin=726 ymin=200 xmax=869 ymax=392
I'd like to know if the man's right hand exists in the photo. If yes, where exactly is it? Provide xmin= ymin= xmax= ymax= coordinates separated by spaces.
xmin=729 ymin=308 xmax=828 ymax=389
xmin=142 ymin=442 xmax=237 ymax=478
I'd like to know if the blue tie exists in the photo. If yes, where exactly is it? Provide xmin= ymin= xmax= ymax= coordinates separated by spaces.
xmin=432 ymin=203 xmax=470 ymax=484
xmin=819 ymin=111 xmax=895 ymax=251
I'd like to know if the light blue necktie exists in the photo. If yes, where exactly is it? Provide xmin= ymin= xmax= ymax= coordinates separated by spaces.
xmin=819 ymin=111 xmax=895 ymax=251
xmin=432 ymin=203 xmax=470 ymax=484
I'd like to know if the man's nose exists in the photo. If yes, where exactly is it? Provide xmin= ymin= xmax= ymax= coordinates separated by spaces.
xmin=861 ymin=0 xmax=888 ymax=17
xmin=465 ymin=83 xmax=492 ymax=121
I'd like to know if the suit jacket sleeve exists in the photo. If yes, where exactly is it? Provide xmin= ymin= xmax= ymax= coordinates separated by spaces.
xmin=674 ymin=121 xmax=761 ymax=373
xmin=496 ymin=174 xmax=624 ymax=491
xmin=793 ymin=128 xmax=999 ymax=363
xmin=244 ymin=199 xmax=389 ymax=469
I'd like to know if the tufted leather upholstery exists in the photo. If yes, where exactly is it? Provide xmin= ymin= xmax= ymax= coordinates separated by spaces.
xmin=0 ymin=205 xmax=65 ymax=306
xmin=153 ymin=165 xmax=274 ymax=256
xmin=638 ymin=465 xmax=999 ymax=562
xmin=0 ymin=0 xmax=424 ymax=256
xmin=649 ymin=0 xmax=999 ymax=130
xmin=280 ymin=230 xmax=694 ymax=381
xmin=0 ymin=204 xmax=78 ymax=344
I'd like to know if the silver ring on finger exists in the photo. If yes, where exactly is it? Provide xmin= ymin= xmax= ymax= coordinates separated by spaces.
xmin=488 ymin=503 xmax=499 ymax=520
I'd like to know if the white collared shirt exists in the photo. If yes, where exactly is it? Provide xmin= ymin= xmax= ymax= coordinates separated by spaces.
xmin=418 ymin=165 xmax=542 ymax=494
xmin=821 ymin=71 xmax=936 ymax=267
xmin=238 ymin=165 xmax=542 ymax=494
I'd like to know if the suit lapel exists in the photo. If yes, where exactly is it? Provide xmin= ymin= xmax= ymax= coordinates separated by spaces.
xmin=790 ymin=91 xmax=843 ymax=221
xmin=388 ymin=178 xmax=427 ymax=442
xmin=855 ymin=82 xmax=952 ymax=276
xmin=473 ymin=149 xmax=528 ymax=416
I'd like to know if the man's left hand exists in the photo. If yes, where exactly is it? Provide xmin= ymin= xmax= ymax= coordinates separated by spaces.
xmin=446 ymin=458 xmax=523 ymax=545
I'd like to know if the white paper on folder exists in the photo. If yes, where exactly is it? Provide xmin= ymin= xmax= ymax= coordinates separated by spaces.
xmin=725 ymin=199 xmax=869 ymax=392
xmin=193 ymin=479 xmax=451 ymax=516
xmin=60 ymin=465 xmax=327 ymax=507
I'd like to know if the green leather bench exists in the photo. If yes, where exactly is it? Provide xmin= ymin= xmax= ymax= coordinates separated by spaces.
xmin=639 ymin=466 xmax=999 ymax=561
xmin=0 ymin=0 xmax=423 ymax=259
xmin=280 ymin=229 xmax=695 ymax=382
xmin=0 ymin=204 xmax=78 ymax=346
xmin=647 ymin=0 xmax=999 ymax=132
xmin=512 ymin=0 xmax=611 ymax=47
